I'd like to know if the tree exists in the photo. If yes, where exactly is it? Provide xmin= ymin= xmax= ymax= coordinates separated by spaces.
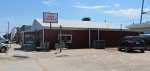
xmin=81 ymin=17 xmax=91 ymax=21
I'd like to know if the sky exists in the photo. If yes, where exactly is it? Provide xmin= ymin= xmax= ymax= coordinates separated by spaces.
xmin=0 ymin=0 xmax=150 ymax=33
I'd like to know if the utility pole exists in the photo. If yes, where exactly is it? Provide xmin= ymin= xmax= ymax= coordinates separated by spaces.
xmin=104 ymin=17 xmax=108 ymax=28
xmin=7 ymin=21 xmax=11 ymax=47
xmin=104 ymin=17 xmax=107 ymax=24
xmin=140 ymin=0 xmax=145 ymax=24
xmin=7 ymin=21 xmax=11 ymax=55
xmin=8 ymin=21 xmax=10 ymax=40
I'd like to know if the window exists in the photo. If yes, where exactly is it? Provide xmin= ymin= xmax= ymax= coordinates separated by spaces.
xmin=58 ymin=34 xmax=72 ymax=43
xmin=24 ymin=34 xmax=34 ymax=44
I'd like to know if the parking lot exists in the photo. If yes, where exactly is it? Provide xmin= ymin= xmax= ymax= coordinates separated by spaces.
xmin=0 ymin=44 xmax=150 ymax=71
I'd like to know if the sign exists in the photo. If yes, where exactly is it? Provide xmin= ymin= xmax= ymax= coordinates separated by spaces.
xmin=43 ymin=12 xmax=58 ymax=23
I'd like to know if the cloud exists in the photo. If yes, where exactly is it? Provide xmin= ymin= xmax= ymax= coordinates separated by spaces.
xmin=42 ymin=0 xmax=55 ymax=5
xmin=105 ymin=8 xmax=150 ymax=17
xmin=114 ymin=3 xmax=120 ymax=7
xmin=74 ymin=5 xmax=105 ymax=9
xmin=111 ymin=9 xmax=139 ymax=17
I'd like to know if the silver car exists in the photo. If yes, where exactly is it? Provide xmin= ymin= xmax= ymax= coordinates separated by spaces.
xmin=0 ymin=36 xmax=9 ymax=53
xmin=0 ymin=43 xmax=9 ymax=53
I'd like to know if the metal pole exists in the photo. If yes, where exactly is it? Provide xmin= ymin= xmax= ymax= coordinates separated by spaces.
xmin=50 ymin=22 xmax=52 ymax=29
xmin=104 ymin=17 xmax=107 ymax=28
xmin=59 ymin=25 xmax=62 ymax=53
xmin=140 ymin=0 xmax=145 ymax=24
xmin=120 ymin=24 xmax=123 ymax=30
xmin=23 ymin=31 xmax=24 ymax=48
xmin=7 ymin=21 xmax=10 ymax=54
xmin=49 ymin=22 xmax=51 ymax=49
xmin=98 ymin=27 xmax=100 ymax=40
xmin=89 ymin=28 xmax=91 ymax=48
xmin=42 ymin=27 xmax=44 ymax=48
xmin=8 ymin=21 xmax=11 ymax=49
xmin=8 ymin=21 xmax=9 ymax=41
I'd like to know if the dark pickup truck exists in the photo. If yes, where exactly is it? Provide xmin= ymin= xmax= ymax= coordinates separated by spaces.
xmin=118 ymin=36 xmax=145 ymax=53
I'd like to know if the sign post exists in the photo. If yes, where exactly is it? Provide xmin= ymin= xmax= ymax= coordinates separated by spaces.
xmin=59 ymin=25 xmax=62 ymax=53
xmin=43 ymin=12 xmax=58 ymax=49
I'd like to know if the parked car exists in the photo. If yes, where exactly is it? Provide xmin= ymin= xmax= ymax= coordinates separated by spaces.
xmin=0 ymin=43 xmax=9 ymax=53
xmin=140 ymin=35 xmax=150 ymax=51
xmin=0 ymin=36 xmax=9 ymax=53
xmin=118 ymin=36 xmax=145 ymax=53
xmin=0 ymin=36 xmax=8 ymax=43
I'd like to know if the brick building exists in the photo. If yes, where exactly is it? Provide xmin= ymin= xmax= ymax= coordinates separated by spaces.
xmin=22 ymin=19 xmax=142 ymax=49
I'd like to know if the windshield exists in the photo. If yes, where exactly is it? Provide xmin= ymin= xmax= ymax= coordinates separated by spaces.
xmin=125 ymin=37 xmax=143 ymax=42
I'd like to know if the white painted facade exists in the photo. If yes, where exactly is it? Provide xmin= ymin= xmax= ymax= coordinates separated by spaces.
xmin=128 ymin=22 xmax=150 ymax=34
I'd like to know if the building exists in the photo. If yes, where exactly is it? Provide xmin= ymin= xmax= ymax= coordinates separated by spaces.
xmin=128 ymin=21 xmax=150 ymax=34
xmin=21 ymin=19 xmax=141 ymax=50
xmin=13 ymin=25 xmax=32 ymax=43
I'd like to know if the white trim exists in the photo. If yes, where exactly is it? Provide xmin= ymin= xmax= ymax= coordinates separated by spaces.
xmin=128 ymin=24 xmax=150 ymax=29
xmin=33 ymin=19 xmax=112 ymax=30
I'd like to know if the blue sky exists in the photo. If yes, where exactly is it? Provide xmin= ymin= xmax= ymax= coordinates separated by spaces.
xmin=0 ymin=0 xmax=150 ymax=33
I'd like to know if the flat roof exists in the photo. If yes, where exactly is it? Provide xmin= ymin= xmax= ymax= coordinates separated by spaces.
xmin=34 ymin=19 xmax=112 ymax=29
xmin=31 ymin=19 xmax=139 ymax=32
xmin=128 ymin=22 xmax=150 ymax=29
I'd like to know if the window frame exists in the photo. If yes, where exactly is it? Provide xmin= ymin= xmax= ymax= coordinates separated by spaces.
xmin=58 ymin=34 xmax=72 ymax=43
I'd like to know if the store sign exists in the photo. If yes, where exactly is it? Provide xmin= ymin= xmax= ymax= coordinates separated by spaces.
xmin=43 ymin=12 xmax=58 ymax=23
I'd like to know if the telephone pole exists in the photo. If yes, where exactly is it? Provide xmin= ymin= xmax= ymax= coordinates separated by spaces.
xmin=8 ymin=21 xmax=10 ymax=40
xmin=140 ymin=0 xmax=145 ymax=24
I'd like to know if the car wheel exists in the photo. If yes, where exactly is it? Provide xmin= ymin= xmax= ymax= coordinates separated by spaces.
xmin=118 ymin=48 xmax=122 ymax=51
xmin=141 ymin=50 xmax=145 ymax=53
xmin=0 ymin=47 xmax=7 ymax=53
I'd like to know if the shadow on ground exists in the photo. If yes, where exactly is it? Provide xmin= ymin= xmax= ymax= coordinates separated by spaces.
xmin=14 ymin=48 xmax=51 ymax=52
xmin=119 ymin=50 xmax=145 ymax=53
xmin=12 ymin=55 xmax=29 ymax=59
xmin=56 ymin=54 xmax=70 ymax=57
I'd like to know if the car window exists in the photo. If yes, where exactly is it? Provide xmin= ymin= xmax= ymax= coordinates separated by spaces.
xmin=128 ymin=37 xmax=143 ymax=41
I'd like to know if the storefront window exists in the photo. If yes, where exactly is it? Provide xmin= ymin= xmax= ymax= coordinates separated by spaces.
xmin=59 ymin=34 xmax=72 ymax=43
